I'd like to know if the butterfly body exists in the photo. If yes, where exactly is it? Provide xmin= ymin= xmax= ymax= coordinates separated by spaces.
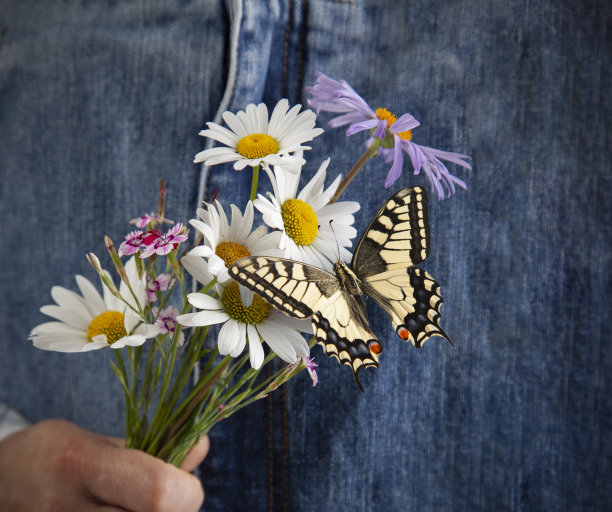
xmin=229 ymin=186 xmax=451 ymax=390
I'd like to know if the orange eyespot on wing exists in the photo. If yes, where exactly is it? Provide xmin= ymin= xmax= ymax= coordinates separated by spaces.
xmin=368 ymin=340 xmax=382 ymax=355
xmin=397 ymin=326 xmax=411 ymax=341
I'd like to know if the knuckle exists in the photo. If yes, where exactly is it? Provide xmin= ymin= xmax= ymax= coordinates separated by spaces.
xmin=188 ymin=476 xmax=205 ymax=507
xmin=142 ymin=469 xmax=176 ymax=510
xmin=143 ymin=468 xmax=204 ymax=511
xmin=40 ymin=420 xmax=89 ymax=475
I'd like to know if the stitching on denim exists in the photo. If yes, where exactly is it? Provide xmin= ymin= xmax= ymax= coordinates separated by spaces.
xmin=282 ymin=385 xmax=289 ymax=512
xmin=196 ymin=0 xmax=243 ymax=219
xmin=194 ymin=0 xmax=243 ymax=391
xmin=268 ymin=363 xmax=275 ymax=512
xmin=296 ymin=0 xmax=308 ymax=104
xmin=281 ymin=0 xmax=294 ymax=99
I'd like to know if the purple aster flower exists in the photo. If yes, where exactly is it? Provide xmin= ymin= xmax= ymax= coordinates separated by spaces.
xmin=146 ymin=273 xmax=175 ymax=303
xmin=306 ymin=72 xmax=471 ymax=199
xmin=153 ymin=306 xmax=185 ymax=346
xmin=140 ymin=223 xmax=189 ymax=258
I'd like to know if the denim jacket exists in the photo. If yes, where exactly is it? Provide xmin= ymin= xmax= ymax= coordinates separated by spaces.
xmin=1 ymin=1 xmax=610 ymax=510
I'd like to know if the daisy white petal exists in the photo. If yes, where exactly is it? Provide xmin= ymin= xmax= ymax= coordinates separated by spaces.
xmin=181 ymin=254 xmax=214 ymax=285
xmin=257 ymin=322 xmax=298 ymax=364
xmin=175 ymin=313 xmax=202 ymax=327
xmin=39 ymin=305 xmax=90 ymax=330
xmin=110 ymin=332 xmax=151 ymax=348
xmin=186 ymin=292 xmax=223 ymax=310
xmin=218 ymin=319 xmax=242 ymax=356
xmin=80 ymin=340 xmax=110 ymax=352
xmin=239 ymin=286 xmax=254 ymax=308
xmin=189 ymin=245 xmax=214 ymax=258
xmin=185 ymin=201 xmax=283 ymax=286
xmin=49 ymin=287 xmax=92 ymax=324
xmin=255 ymin=159 xmax=359 ymax=270
xmin=187 ymin=310 xmax=231 ymax=326
xmin=75 ymin=275 xmax=106 ymax=317
xmin=247 ymin=324 xmax=264 ymax=370
xmin=101 ymin=271 xmax=124 ymax=312
xmin=31 ymin=271 xmax=158 ymax=353
xmin=29 ymin=321 xmax=84 ymax=337
xmin=194 ymin=100 xmax=322 ymax=170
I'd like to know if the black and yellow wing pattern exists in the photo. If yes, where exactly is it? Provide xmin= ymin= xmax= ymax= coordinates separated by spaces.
xmin=353 ymin=186 xmax=451 ymax=349
xmin=229 ymin=186 xmax=451 ymax=390
xmin=228 ymin=256 xmax=380 ymax=390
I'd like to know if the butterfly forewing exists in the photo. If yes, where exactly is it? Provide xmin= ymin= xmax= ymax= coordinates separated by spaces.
xmin=229 ymin=256 xmax=380 ymax=390
xmin=352 ymin=186 xmax=429 ymax=278
xmin=228 ymin=256 xmax=338 ymax=319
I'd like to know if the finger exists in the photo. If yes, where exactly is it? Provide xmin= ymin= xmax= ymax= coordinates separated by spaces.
xmin=180 ymin=436 xmax=210 ymax=472
xmin=103 ymin=436 xmax=125 ymax=448
xmin=84 ymin=443 xmax=204 ymax=512
xmin=84 ymin=506 xmax=129 ymax=512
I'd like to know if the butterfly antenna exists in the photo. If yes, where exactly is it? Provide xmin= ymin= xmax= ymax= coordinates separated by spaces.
xmin=328 ymin=220 xmax=341 ymax=263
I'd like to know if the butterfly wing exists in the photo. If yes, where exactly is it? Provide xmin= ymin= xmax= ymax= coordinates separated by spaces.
xmin=311 ymin=290 xmax=380 ymax=392
xmin=352 ymin=186 xmax=452 ymax=347
xmin=360 ymin=268 xmax=451 ymax=348
xmin=229 ymin=256 xmax=337 ymax=318
xmin=229 ymin=256 xmax=380 ymax=390
xmin=352 ymin=186 xmax=430 ymax=278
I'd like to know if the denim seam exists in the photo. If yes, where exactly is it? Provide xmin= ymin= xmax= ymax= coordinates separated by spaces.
xmin=281 ymin=0 xmax=293 ymax=99
xmin=277 ymin=1 xmax=309 ymax=508
xmin=296 ymin=0 xmax=308 ymax=103
xmin=194 ymin=0 xmax=243 ymax=254
xmin=193 ymin=0 xmax=243 ymax=388
xmin=268 ymin=364 xmax=275 ymax=512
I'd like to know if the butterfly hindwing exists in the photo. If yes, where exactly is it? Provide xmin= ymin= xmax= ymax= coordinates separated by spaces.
xmin=361 ymin=267 xmax=451 ymax=348
xmin=312 ymin=290 xmax=380 ymax=391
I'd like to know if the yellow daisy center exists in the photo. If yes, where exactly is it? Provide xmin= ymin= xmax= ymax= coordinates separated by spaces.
xmin=375 ymin=107 xmax=413 ymax=140
xmin=236 ymin=133 xmax=280 ymax=159
xmin=281 ymin=198 xmax=319 ymax=246
xmin=216 ymin=241 xmax=251 ymax=267
xmin=221 ymin=282 xmax=270 ymax=324
xmin=86 ymin=311 xmax=127 ymax=344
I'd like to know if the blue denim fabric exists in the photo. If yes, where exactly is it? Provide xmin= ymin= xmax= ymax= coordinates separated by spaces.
xmin=1 ymin=1 xmax=610 ymax=511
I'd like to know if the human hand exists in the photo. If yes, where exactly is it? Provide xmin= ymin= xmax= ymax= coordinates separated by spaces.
xmin=0 ymin=419 xmax=208 ymax=511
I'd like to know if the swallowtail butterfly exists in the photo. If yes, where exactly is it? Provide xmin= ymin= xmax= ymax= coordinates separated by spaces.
xmin=229 ymin=186 xmax=451 ymax=390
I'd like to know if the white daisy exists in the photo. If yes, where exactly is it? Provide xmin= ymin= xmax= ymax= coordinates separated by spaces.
xmin=194 ymin=99 xmax=323 ymax=170
xmin=29 ymin=257 xmax=160 ymax=352
xmin=188 ymin=200 xmax=283 ymax=305
xmin=177 ymin=266 xmax=312 ymax=370
xmin=254 ymin=159 xmax=360 ymax=271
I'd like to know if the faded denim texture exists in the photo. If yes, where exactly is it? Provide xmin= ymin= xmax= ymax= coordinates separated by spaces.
xmin=0 ymin=1 xmax=610 ymax=511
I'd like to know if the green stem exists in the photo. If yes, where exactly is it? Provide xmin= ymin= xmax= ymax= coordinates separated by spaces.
xmin=330 ymin=142 xmax=380 ymax=203
xmin=249 ymin=165 xmax=260 ymax=201
xmin=156 ymin=358 xmax=231 ymax=460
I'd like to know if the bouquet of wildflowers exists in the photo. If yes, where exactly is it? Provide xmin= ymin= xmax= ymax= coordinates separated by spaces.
xmin=29 ymin=72 xmax=470 ymax=467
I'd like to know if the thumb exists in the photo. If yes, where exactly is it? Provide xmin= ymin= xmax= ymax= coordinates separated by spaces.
xmin=180 ymin=435 xmax=210 ymax=472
